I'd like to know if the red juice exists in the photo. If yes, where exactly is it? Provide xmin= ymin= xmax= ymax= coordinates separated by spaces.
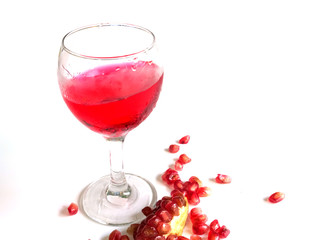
xmin=59 ymin=61 xmax=163 ymax=138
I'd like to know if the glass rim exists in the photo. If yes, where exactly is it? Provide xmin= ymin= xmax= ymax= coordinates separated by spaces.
xmin=61 ymin=23 xmax=156 ymax=60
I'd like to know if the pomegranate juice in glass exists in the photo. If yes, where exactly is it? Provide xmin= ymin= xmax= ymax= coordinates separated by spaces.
xmin=57 ymin=23 xmax=164 ymax=225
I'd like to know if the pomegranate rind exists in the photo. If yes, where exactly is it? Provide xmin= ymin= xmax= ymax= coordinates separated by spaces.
xmin=165 ymin=198 xmax=189 ymax=236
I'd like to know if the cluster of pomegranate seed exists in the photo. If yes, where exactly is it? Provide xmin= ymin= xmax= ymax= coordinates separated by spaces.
xmin=190 ymin=207 xmax=230 ymax=240
xmin=130 ymin=191 xmax=188 ymax=240
xmin=67 ymin=202 xmax=78 ymax=216
xmin=162 ymin=169 xmax=211 ymax=206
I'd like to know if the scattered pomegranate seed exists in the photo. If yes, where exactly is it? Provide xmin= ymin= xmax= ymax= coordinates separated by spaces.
xmin=187 ymin=192 xmax=200 ymax=205
xmin=215 ymin=174 xmax=232 ymax=184
xmin=190 ymin=207 xmax=202 ymax=220
xmin=190 ymin=235 xmax=202 ymax=240
xmin=162 ymin=168 xmax=181 ymax=185
xmin=197 ymin=187 xmax=211 ymax=197
xmin=178 ymin=154 xmax=191 ymax=164
xmin=268 ymin=192 xmax=285 ymax=203
xmin=192 ymin=223 xmax=209 ymax=235
xmin=208 ymin=231 xmax=220 ymax=240
xmin=120 ymin=235 xmax=130 ymax=240
xmin=218 ymin=226 xmax=230 ymax=239
xmin=209 ymin=219 xmax=220 ymax=233
xmin=189 ymin=176 xmax=202 ymax=186
xmin=191 ymin=213 xmax=208 ymax=225
xmin=109 ymin=229 xmax=121 ymax=240
xmin=67 ymin=202 xmax=78 ymax=215
xmin=178 ymin=236 xmax=189 ymax=240
xmin=179 ymin=135 xmax=190 ymax=144
xmin=169 ymin=144 xmax=180 ymax=153
xmin=175 ymin=161 xmax=183 ymax=171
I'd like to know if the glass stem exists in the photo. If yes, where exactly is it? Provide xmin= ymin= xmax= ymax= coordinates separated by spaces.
xmin=105 ymin=136 xmax=131 ymax=203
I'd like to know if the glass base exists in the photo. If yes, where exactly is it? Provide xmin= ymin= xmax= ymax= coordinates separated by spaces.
xmin=81 ymin=173 xmax=157 ymax=225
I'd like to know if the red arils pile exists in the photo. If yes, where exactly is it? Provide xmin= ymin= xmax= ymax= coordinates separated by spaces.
xmin=67 ymin=202 xmax=78 ymax=216
xmin=162 ymin=168 xmax=211 ymax=206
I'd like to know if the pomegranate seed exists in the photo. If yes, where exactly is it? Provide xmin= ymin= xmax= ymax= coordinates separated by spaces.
xmin=120 ymin=235 xmax=130 ymax=240
xmin=218 ymin=225 xmax=230 ymax=239
xmin=192 ymin=223 xmax=209 ymax=235
xmin=67 ymin=202 xmax=78 ymax=215
xmin=178 ymin=236 xmax=189 ymax=240
xmin=179 ymin=135 xmax=190 ymax=144
xmin=191 ymin=214 xmax=208 ymax=225
xmin=167 ymin=234 xmax=178 ymax=240
xmin=173 ymin=180 xmax=184 ymax=191
xmin=190 ymin=235 xmax=202 ymax=240
xmin=109 ymin=230 xmax=121 ymax=240
xmin=184 ymin=181 xmax=199 ymax=192
xmin=190 ymin=207 xmax=202 ymax=220
xmin=175 ymin=161 xmax=183 ymax=171
xmin=208 ymin=231 xmax=220 ymax=240
xmin=197 ymin=186 xmax=211 ymax=197
xmin=156 ymin=209 xmax=173 ymax=223
xmin=162 ymin=168 xmax=181 ymax=185
xmin=188 ymin=192 xmax=200 ymax=205
xmin=154 ymin=236 xmax=166 ymax=240
xmin=178 ymin=154 xmax=191 ymax=164
xmin=268 ymin=192 xmax=285 ymax=203
xmin=209 ymin=219 xmax=220 ymax=233
xmin=215 ymin=174 xmax=232 ymax=184
xmin=170 ymin=189 xmax=184 ymax=197
xmin=189 ymin=176 xmax=202 ymax=186
xmin=157 ymin=222 xmax=171 ymax=234
xmin=165 ymin=201 xmax=180 ymax=216
xmin=142 ymin=206 xmax=153 ymax=216
xmin=172 ymin=195 xmax=187 ymax=207
xmin=169 ymin=144 xmax=180 ymax=153
xmin=147 ymin=215 xmax=161 ymax=228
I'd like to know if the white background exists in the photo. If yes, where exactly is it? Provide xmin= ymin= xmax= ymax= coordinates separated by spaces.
xmin=1 ymin=0 xmax=320 ymax=239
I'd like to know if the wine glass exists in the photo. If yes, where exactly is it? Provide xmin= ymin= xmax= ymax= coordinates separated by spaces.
xmin=57 ymin=23 xmax=164 ymax=225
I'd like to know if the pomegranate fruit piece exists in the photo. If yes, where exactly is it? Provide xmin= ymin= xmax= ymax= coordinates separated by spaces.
xmin=268 ymin=192 xmax=285 ymax=203
xmin=67 ymin=202 xmax=78 ymax=215
xmin=192 ymin=223 xmax=209 ymax=235
xmin=127 ymin=224 xmax=140 ymax=235
xmin=169 ymin=144 xmax=180 ymax=153
xmin=179 ymin=135 xmax=190 ymax=144
xmin=215 ymin=174 xmax=231 ymax=184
